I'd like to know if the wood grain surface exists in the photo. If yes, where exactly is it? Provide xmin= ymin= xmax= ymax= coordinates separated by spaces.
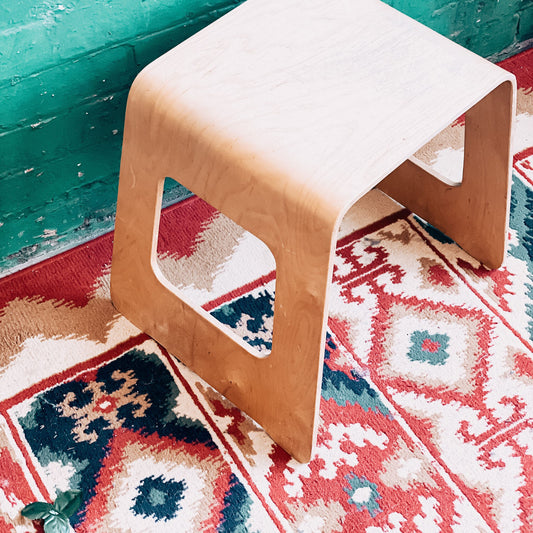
xmin=111 ymin=0 xmax=516 ymax=461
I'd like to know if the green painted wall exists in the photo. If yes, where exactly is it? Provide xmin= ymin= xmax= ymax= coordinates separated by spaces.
xmin=386 ymin=0 xmax=533 ymax=58
xmin=1 ymin=0 xmax=532 ymax=273
xmin=0 ymin=0 xmax=243 ymax=273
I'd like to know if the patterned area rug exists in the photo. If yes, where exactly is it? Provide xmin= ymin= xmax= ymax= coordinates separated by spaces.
xmin=1 ymin=48 xmax=532 ymax=532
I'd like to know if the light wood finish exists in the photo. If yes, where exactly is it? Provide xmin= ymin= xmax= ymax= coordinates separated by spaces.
xmin=378 ymin=81 xmax=515 ymax=269
xmin=111 ymin=0 xmax=516 ymax=462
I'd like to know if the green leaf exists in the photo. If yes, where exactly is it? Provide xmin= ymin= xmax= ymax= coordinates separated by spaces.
xmin=53 ymin=490 xmax=83 ymax=517
xmin=43 ymin=512 xmax=71 ymax=533
xmin=21 ymin=501 xmax=53 ymax=520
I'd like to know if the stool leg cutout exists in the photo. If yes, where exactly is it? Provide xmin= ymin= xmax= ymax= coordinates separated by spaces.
xmin=111 ymin=132 xmax=337 ymax=462
xmin=377 ymin=80 xmax=515 ymax=269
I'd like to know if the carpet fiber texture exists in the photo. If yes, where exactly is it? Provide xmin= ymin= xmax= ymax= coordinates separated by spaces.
xmin=0 ymin=48 xmax=532 ymax=532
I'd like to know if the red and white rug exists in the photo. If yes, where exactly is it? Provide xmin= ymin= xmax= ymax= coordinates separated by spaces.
xmin=0 ymin=48 xmax=532 ymax=532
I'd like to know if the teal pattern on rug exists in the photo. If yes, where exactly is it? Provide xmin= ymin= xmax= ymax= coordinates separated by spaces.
xmin=407 ymin=330 xmax=450 ymax=366
xmin=415 ymin=173 xmax=533 ymax=337
xmin=509 ymin=174 xmax=533 ymax=338
xmin=15 ymin=349 xmax=255 ymax=530
xmin=213 ymin=290 xmax=391 ymax=416
xmin=13 ymin=288 xmax=395 ymax=530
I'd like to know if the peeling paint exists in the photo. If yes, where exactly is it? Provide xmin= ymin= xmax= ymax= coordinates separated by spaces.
xmin=41 ymin=229 xmax=58 ymax=238
xmin=29 ymin=117 xmax=56 ymax=129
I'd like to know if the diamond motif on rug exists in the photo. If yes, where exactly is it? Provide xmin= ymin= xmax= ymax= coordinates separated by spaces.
xmin=81 ymin=428 xmax=238 ymax=532
xmin=407 ymin=330 xmax=450 ymax=365
xmin=370 ymin=285 xmax=492 ymax=395
xmin=132 ymin=475 xmax=187 ymax=520
xmin=330 ymin=214 xmax=533 ymax=531
xmin=4 ymin=344 xmax=267 ymax=532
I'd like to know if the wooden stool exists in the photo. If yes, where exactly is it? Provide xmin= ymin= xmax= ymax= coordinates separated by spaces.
xmin=111 ymin=0 xmax=516 ymax=462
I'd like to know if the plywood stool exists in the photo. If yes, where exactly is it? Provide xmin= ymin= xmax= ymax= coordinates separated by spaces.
xmin=111 ymin=0 xmax=516 ymax=462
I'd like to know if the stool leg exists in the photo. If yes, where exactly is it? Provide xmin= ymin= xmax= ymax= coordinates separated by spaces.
xmin=377 ymin=79 xmax=515 ymax=269
xmin=264 ymin=228 xmax=336 ymax=461
xmin=111 ymin=116 xmax=338 ymax=462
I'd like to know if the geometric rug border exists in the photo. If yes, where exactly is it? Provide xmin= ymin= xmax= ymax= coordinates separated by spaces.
xmin=0 ymin=334 xmax=150 ymax=504
xmin=0 ymin=332 xmax=288 ymax=532
xmin=406 ymin=214 xmax=533 ymax=354
xmin=157 ymin=342 xmax=287 ymax=532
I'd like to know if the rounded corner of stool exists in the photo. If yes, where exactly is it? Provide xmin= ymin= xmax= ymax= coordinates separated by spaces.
xmin=125 ymin=63 xmax=166 ymax=113
xmin=493 ymin=75 xmax=518 ymax=105
xmin=130 ymin=61 xmax=157 ymax=90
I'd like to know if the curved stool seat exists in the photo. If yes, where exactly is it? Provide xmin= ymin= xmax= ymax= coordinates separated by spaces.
xmin=111 ymin=0 xmax=515 ymax=462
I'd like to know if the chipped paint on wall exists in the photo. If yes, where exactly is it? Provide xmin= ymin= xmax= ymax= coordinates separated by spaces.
xmin=0 ymin=0 xmax=532 ymax=273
